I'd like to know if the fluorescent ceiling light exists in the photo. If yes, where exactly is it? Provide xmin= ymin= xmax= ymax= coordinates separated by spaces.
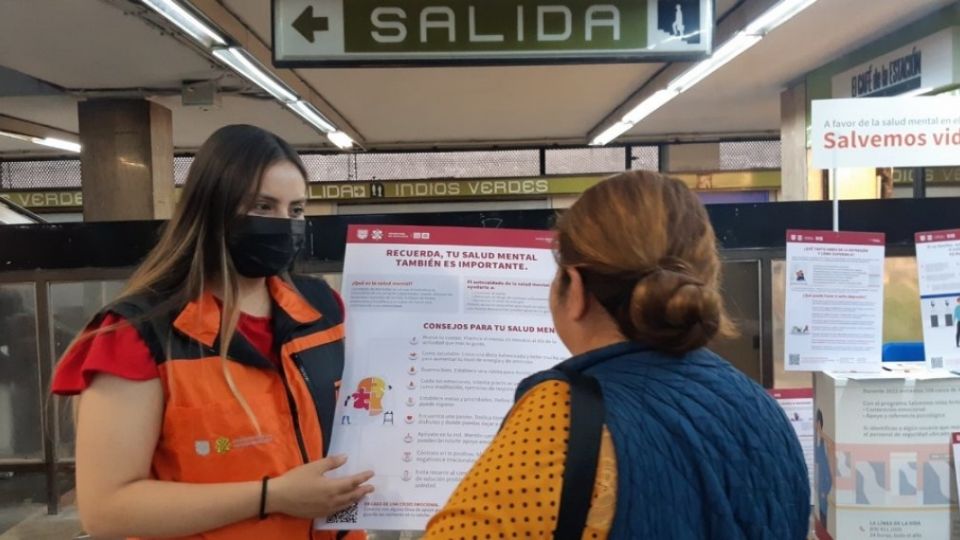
xmin=141 ymin=0 xmax=226 ymax=48
xmin=37 ymin=137 xmax=82 ymax=153
xmin=213 ymin=47 xmax=298 ymax=103
xmin=667 ymin=32 xmax=761 ymax=93
xmin=591 ymin=0 xmax=819 ymax=146
xmin=590 ymin=122 xmax=633 ymax=147
xmin=327 ymin=131 xmax=354 ymax=150
xmin=745 ymin=0 xmax=817 ymax=35
xmin=0 ymin=130 xmax=81 ymax=153
xmin=288 ymin=101 xmax=336 ymax=133
xmin=622 ymin=89 xmax=680 ymax=124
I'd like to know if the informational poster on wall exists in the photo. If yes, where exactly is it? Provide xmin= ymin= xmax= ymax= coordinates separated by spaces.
xmin=317 ymin=225 xmax=569 ymax=531
xmin=915 ymin=229 xmax=960 ymax=371
xmin=953 ymin=433 xmax=960 ymax=510
xmin=767 ymin=388 xmax=815 ymax=504
xmin=814 ymin=372 xmax=960 ymax=540
xmin=784 ymin=230 xmax=886 ymax=372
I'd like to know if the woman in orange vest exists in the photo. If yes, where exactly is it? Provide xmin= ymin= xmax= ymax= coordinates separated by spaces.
xmin=53 ymin=125 xmax=373 ymax=539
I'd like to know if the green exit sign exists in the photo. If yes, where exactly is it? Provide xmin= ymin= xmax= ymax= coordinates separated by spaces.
xmin=273 ymin=0 xmax=713 ymax=67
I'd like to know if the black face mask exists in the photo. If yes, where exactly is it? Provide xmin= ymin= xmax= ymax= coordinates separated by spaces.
xmin=227 ymin=216 xmax=306 ymax=278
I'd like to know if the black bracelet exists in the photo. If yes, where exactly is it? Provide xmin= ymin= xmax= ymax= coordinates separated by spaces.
xmin=259 ymin=477 xmax=269 ymax=520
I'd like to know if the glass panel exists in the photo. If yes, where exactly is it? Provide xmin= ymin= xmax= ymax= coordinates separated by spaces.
xmin=709 ymin=261 xmax=762 ymax=384
xmin=356 ymin=150 xmax=540 ymax=181
xmin=545 ymin=148 xmax=624 ymax=175
xmin=0 ymin=159 xmax=82 ymax=189
xmin=630 ymin=145 xmax=660 ymax=172
xmin=49 ymin=280 xmax=124 ymax=458
xmin=718 ymin=140 xmax=781 ymax=170
xmin=772 ymin=256 xmax=921 ymax=388
xmin=174 ymin=156 xmax=194 ymax=186
xmin=0 ymin=283 xmax=42 ymax=460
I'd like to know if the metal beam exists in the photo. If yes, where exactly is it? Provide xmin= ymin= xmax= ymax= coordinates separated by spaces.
xmin=0 ymin=115 xmax=79 ymax=145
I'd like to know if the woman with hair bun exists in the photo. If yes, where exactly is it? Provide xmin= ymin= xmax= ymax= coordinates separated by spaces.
xmin=426 ymin=171 xmax=809 ymax=539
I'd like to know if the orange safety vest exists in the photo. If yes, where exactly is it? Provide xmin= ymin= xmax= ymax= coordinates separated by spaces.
xmin=103 ymin=276 xmax=363 ymax=540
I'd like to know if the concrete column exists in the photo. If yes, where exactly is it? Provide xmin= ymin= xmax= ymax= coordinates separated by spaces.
xmin=78 ymin=99 xmax=174 ymax=222
xmin=780 ymin=82 xmax=809 ymax=201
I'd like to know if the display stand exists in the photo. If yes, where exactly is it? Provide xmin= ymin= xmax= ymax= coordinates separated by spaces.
xmin=814 ymin=371 xmax=960 ymax=540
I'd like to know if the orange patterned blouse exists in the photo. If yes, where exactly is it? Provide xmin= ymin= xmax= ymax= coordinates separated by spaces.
xmin=425 ymin=380 xmax=617 ymax=539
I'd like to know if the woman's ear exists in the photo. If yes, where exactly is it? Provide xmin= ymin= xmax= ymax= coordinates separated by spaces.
xmin=565 ymin=267 xmax=590 ymax=322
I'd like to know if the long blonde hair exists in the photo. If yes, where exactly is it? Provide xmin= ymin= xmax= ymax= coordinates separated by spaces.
xmin=64 ymin=125 xmax=309 ymax=433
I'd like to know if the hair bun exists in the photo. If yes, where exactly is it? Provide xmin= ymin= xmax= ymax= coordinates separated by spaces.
xmin=623 ymin=267 xmax=722 ymax=355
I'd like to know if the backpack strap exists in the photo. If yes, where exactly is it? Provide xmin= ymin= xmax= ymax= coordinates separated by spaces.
xmin=553 ymin=366 xmax=606 ymax=540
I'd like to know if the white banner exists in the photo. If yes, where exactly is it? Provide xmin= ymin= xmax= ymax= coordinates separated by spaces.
xmin=317 ymin=225 xmax=568 ymax=531
xmin=811 ymin=96 xmax=960 ymax=169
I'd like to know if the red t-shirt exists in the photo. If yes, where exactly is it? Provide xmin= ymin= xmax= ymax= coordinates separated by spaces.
xmin=52 ymin=291 xmax=345 ymax=396
xmin=52 ymin=313 xmax=277 ymax=395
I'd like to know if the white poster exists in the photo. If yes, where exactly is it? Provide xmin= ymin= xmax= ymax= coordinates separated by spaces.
xmin=811 ymin=96 xmax=960 ymax=169
xmin=916 ymin=229 xmax=960 ymax=371
xmin=784 ymin=230 xmax=885 ymax=372
xmin=318 ymin=225 xmax=569 ymax=531
xmin=767 ymin=388 xmax=814 ymax=504
xmin=953 ymin=432 xmax=960 ymax=512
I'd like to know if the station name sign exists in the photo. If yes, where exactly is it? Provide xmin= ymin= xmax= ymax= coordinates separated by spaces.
xmin=0 ymin=171 xmax=782 ymax=211
xmin=273 ymin=0 xmax=712 ymax=66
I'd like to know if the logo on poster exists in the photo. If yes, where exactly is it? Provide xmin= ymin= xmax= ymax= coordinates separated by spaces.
xmin=357 ymin=229 xmax=369 ymax=240
xmin=372 ymin=229 xmax=384 ymax=241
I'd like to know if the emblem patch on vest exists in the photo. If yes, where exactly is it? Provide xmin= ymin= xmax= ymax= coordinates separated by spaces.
xmin=215 ymin=437 xmax=232 ymax=455
xmin=195 ymin=440 xmax=211 ymax=457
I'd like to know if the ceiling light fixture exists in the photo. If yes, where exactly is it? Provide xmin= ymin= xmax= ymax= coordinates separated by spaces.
xmin=37 ymin=137 xmax=82 ymax=153
xmin=141 ymin=1 xmax=354 ymax=150
xmin=213 ymin=47 xmax=298 ymax=103
xmin=621 ymin=89 xmax=681 ymax=124
xmin=287 ymin=100 xmax=337 ymax=133
xmin=591 ymin=0 xmax=819 ymax=146
xmin=0 ymin=130 xmax=81 ymax=153
xmin=327 ymin=131 xmax=354 ymax=149
xmin=667 ymin=32 xmax=761 ymax=93
xmin=140 ymin=0 xmax=227 ymax=48
xmin=591 ymin=122 xmax=635 ymax=147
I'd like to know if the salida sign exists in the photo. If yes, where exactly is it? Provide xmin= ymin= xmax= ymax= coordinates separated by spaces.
xmin=273 ymin=0 xmax=712 ymax=66
xmin=811 ymin=97 xmax=960 ymax=169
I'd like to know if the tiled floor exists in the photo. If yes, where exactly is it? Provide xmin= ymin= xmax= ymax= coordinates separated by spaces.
xmin=0 ymin=472 xmax=82 ymax=540
xmin=0 ymin=508 xmax=83 ymax=540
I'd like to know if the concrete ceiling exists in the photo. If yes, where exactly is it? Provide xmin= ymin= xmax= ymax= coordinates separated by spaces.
xmin=0 ymin=0 xmax=953 ymax=157
xmin=630 ymin=0 xmax=958 ymax=137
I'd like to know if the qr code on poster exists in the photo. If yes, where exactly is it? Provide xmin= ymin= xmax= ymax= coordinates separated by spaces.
xmin=326 ymin=503 xmax=359 ymax=525
xmin=932 ymin=357 xmax=944 ymax=369
xmin=789 ymin=354 xmax=800 ymax=366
